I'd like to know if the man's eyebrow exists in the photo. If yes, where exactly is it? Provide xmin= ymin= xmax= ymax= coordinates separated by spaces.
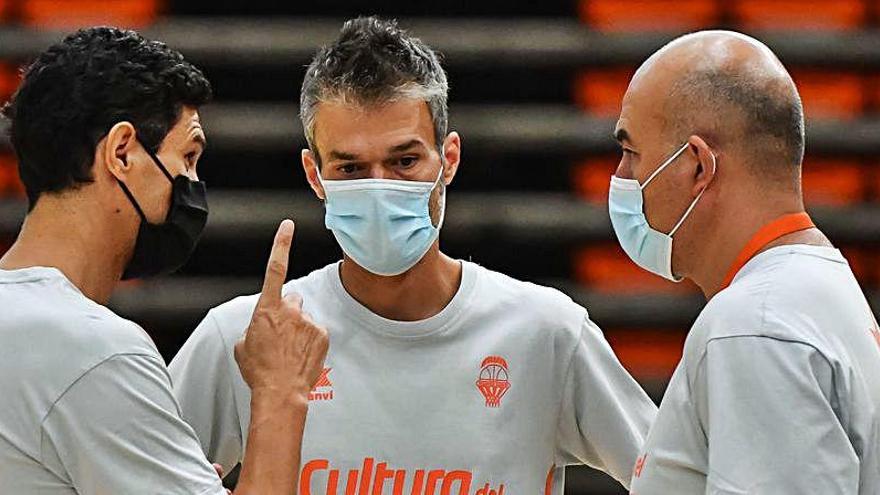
xmin=328 ymin=150 xmax=358 ymax=161
xmin=388 ymin=139 xmax=425 ymax=154
xmin=613 ymin=128 xmax=630 ymax=144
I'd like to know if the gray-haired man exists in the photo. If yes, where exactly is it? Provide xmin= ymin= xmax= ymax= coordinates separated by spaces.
xmin=169 ymin=16 xmax=656 ymax=494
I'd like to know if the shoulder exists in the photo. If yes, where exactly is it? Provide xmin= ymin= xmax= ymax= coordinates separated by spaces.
xmin=1 ymin=270 xmax=157 ymax=357
xmin=0 ymin=285 xmax=162 ymax=426
xmin=695 ymin=246 xmax=850 ymax=343
xmin=11 ymin=293 xmax=158 ymax=365
xmin=686 ymin=246 xmax=853 ymax=366
xmin=466 ymin=261 xmax=589 ymax=337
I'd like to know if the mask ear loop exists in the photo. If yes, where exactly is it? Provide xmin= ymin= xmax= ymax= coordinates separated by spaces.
xmin=669 ymin=151 xmax=717 ymax=237
xmin=641 ymin=142 xmax=690 ymax=190
xmin=145 ymin=149 xmax=175 ymax=184
xmin=117 ymin=179 xmax=147 ymax=222
xmin=116 ymin=144 xmax=176 ymax=224
xmin=432 ymin=159 xmax=447 ymax=230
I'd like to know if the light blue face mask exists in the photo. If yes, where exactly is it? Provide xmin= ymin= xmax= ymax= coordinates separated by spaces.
xmin=608 ymin=143 xmax=715 ymax=281
xmin=318 ymin=165 xmax=445 ymax=276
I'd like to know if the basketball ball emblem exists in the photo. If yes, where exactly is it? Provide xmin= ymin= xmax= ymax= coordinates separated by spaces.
xmin=476 ymin=356 xmax=511 ymax=408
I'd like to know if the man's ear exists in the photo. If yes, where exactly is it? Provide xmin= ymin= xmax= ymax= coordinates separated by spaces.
xmin=441 ymin=131 xmax=461 ymax=186
xmin=102 ymin=122 xmax=138 ymax=183
xmin=302 ymin=148 xmax=325 ymax=200
xmin=688 ymin=135 xmax=716 ymax=197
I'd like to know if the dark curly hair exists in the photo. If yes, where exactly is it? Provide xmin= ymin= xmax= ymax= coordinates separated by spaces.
xmin=1 ymin=26 xmax=212 ymax=209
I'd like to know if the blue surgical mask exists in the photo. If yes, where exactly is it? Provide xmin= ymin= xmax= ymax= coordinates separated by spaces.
xmin=608 ymin=143 xmax=715 ymax=281
xmin=318 ymin=165 xmax=445 ymax=276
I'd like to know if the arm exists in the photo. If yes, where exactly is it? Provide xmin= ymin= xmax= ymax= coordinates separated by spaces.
xmin=235 ymin=392 xmax=308 ymax=494
xmin=556 ymin=317 xmax=658 ymax=490
xmin=699 ymin=336 xmax=858 ymax=494
xmin=230 ymin=219 xmax=329 ymax=495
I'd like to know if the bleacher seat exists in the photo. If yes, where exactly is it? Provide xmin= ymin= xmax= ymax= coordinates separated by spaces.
xmin=579 ymin=0 xmax=720 ymax=32
xmin=873 ymin=160 xmax=880 ymax=201
xmin=574 ymin=244 xmax=699 ymax=294
xmin=841 ymin=247 xmax=872 ymax=286
xmin=802 ymin=159 xmax=867 ymax=206
xmin=0 ymin=1 xmax=11 ymax=22
xmin=605 ymin=329 xmax=685 ymax=380
xmin=574 ymin=68 xmax=633 ymax=117
xmin=0 ymin=63 xmax=18 ymax=103
xmin=572 ymin=157 xmax=617 ymax=204
xmin=21 ymin=0 xmax=162 ymax=29
xmin=732 ymin=0 xmax=868 ymax=30
xmin=792 ymin=70 xmax=867 ymax=120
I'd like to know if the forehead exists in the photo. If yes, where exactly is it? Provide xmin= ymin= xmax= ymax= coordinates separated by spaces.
xmin=312 ymin=98 xmax=435 ymax=154
xmin=164 ymin=106 xmax=203 ymax=141
xmin=616 ymin=62 xmax=675 ymax=143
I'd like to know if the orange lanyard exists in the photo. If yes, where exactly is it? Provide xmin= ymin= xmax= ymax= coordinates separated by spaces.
xmin=720 ymin=212 xmax=815 ymax=290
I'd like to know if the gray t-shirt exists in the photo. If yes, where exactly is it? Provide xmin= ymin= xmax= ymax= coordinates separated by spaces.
xmin=0 ymin=267 xmax=226 ymax=494
xmin=630 ymin=245 xmax=880 ymax=494
xmin=169 ymin=261 xmax=658 ymax=493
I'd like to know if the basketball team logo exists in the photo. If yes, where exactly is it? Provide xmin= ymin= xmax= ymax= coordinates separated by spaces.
xmin=476 ymin=356 xmax=511 ymax=408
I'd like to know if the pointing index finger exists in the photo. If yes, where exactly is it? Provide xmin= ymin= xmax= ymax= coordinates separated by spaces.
xmin=259 ymin=219 xmax=294 ymax=305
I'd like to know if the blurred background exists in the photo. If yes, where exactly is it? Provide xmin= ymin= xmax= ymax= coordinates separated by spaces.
xmin=1 ymin=0 xmax=879 ymax=493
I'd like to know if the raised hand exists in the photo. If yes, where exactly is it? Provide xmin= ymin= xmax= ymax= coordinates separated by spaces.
xmin=234 ymin=219 xmax=329 ymax=402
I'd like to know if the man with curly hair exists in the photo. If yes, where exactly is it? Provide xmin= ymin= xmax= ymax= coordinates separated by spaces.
xmin=0 ymin=27 xmax=327 ymax=494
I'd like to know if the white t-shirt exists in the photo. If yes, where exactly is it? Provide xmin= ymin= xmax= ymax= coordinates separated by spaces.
xmin=629 ymin=245 xmax=880 ymax=495
xmin=0 ymin=267 xmax=226 ymax=495
xmin=169 ymin=260 xmax=657 ymax=493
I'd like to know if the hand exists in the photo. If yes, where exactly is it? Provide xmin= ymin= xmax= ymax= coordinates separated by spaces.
xmin=234 ymin=219 xmax=329 ymax=402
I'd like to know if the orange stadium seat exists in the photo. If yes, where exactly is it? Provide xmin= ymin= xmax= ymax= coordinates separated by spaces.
xmin=802 ymin=159 xmax=866 ymax=206
xmin=0 ymin=63 xmax=19 ymax=103
xmin=0 ymin=154 xmax=24 ymax=198
xmin=574 ymin=244 xmax=699 ymax=294
xmin=572 ymin=156 xmax=618 ymax=203
xmin=732 ymin=0 xmax=867 ymax=30
xmin=792 ymin=70 xmax=867 ymax=120
xmin=579 ymin=0 xmax=721 ymax=32
xmin=22 ymin=0 xmax=163 ymax=29
xmin=0 ymin=1 xmax=12 ymax=21
xmin=574 ymin=68 xmax=634 ymax=117
xmin=840 ymin=247 xmax=872 ymax=286
xmin=873 ymin=161 xmax=880 ymax=201
xmin=871 ymin=73 xmax=880 ymax=114
xmin=605 ymin=329 xmax=685 ymax=380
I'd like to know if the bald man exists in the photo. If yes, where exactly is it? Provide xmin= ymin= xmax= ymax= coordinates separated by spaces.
xmin=607 ymin=31 xmax=880 ymax=494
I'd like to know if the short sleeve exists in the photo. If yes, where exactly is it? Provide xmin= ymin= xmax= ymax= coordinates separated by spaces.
xmin=40 ymin=353 xmax=226 ymax=495
xmin=699 ymin=336 xmax=859 ymax=494
xmin=555 ymin=317 xmax=658 ymax=489
xmin=169 ymin=311 xmax=244 ymax=473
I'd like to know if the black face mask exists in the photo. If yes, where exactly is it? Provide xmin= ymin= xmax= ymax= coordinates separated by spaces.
xmin=117 ymin=148 xmax=209 ymax=280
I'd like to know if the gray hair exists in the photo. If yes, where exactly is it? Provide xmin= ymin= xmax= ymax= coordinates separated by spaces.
xmin=667 ymin=67 xmax=805 ymax=170
xmin=300 ymin=16 xmax=449 ymax=161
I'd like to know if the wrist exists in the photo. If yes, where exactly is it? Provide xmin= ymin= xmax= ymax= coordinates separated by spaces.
xmin=250 ymin=386 xmax=310 ymax=412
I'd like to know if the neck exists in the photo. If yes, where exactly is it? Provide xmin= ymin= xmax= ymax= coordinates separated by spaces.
xmin=0 ymin=195 xmax=133 ymax=304
xmin=684 ymin=192 xmax=816 ymax=300
xmin=338 ymin=243 xmax=462 ymax=321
